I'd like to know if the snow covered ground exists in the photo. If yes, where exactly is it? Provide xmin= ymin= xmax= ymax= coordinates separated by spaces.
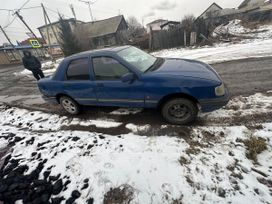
xmin=153 ymin=39 xmax=272 ymax=64
xmin=0 ymin=92 xmax=271 ymax=203
xmin=14 ymin=58 xmax=63 ymax=77
xmin=213 ymin=19 xmax=272 ymax=39
xmin=154 ymin=20 xmax=272 ymax=64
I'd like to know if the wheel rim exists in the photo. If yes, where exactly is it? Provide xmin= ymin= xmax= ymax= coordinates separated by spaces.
xmin=61 ymin=99 xmax=77 ymax=114
xmin=168 ymin=104 xmax=190 ymax=120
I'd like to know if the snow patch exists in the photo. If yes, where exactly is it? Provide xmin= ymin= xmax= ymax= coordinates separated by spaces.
xmin=153 ymin=39 xmax=272 ymax=64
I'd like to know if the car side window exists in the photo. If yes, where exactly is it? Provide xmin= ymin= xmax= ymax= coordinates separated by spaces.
xmin=66 ymin=58 xmax=90 ymax=80
xmin=92 ymin=57 xmax=130 ymax=81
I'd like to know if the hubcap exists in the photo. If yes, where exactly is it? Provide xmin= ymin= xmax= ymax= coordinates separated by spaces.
xmin=168 ymin=104 xmax=190 ymax=119
xmin=62 ymin=99 xmax=77 ymax=114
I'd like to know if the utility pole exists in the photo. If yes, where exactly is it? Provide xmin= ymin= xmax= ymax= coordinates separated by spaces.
xmin=78 ymin=0 xmax=96 ymax=22
xmin=14 ymin=11 xmax=39 ymax=41
xmin=0 ymin=25 xmax=17 ymax=60
xmin=70 ymin=4 xmax=77 ymax=20
xmin=14 ymin=11 xmax=46 ymax=56
xmin=41 ymin=4 xmax=54 ymax=61
xmin=41 ymin=4 xmax=63 ymax=52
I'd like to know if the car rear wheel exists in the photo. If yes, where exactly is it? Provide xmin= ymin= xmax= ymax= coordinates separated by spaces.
xmin=60 ymin=96 xmax=80 ymax=115
xmin=161 ymin=98 xmax=198 ymax=125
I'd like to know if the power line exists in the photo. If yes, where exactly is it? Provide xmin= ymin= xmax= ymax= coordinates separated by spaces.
xmin=2 ymin=0 xmax=33 ymax=29
xmin=3 ymin=16 xmax=17 ymax=29
xmin=0 ymin=6 xmax=41 ymax=12
xmin=18 ymin=0 xmax=32 ymax=12
xmin=0 ymin=9 xmax=13 ymax=11
xmin=20 ymin=6 xmax=41 ymax=10
xmin=44 ymin=6 xmax=71 ymax=19
xmin=5 ymin=29 xmax=27 ymax=33
xmin=78 ymin=0 xmax=98 ymax=22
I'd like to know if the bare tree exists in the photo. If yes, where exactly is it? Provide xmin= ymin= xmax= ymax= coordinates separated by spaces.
xmin=127 ymin=16 xmax=145 ymax=37
xmin=181 ymin=14 xmax=196 ymax=32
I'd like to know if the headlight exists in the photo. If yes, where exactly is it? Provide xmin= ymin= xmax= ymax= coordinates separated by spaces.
xmin=215 ymin=84 xmax=225 ymax=96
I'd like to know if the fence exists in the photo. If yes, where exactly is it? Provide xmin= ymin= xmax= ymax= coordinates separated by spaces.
xmin=149 ymin=26 xmax=200 ymax=51
xmin=150 ymin=27 xmax=185 ymax=50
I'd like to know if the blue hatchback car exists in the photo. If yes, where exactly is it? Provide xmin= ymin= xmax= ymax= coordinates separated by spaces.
xmin=38 ymin=46 xmax=229 ymax=125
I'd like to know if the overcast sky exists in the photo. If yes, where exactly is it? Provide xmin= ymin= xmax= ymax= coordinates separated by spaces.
xmin=0 ymin=0 xmax=241 ymax=44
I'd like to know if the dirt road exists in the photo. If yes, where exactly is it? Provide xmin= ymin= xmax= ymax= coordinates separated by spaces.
xmin=0 ymin=56 xmax=271 ymax=112
xmin=212 ymin=57 xmax=272 ymax=96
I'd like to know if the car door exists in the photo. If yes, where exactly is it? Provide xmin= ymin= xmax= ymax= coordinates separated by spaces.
xmin=63 ymin=57 xmax=97 ymax=105
xmin=91 ymin=56 xmax=145 ymax=107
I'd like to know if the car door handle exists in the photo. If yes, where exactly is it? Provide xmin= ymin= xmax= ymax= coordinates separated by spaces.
xmin=97 ymin=83 xmax=104 ymax=87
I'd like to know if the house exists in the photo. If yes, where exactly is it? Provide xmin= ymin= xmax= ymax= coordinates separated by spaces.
xmin=160 ymin=21 xmax=180 ymax=30
xmin=197 ymin=0 xmax=272 ymax=22
xmin=77 ymin=15 xmax=128 ymax=48
xmin=198 ymin=3 xmax=223 ymax=19
xmin=38 ymin=18 xmax=83 ymax=45
xmin=146 ymin=19 xmax=168 ymax=33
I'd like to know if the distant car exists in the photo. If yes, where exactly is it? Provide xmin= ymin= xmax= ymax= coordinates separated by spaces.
xmin=38 ymin=46 xmax=229 ymax=125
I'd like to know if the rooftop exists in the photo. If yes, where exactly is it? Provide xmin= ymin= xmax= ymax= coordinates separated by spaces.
xmin=79 ymin=15 xmax=127 ymax=38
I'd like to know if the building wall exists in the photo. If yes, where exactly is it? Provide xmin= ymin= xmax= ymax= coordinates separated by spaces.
xmin=39 ymin=24 xmax=60 ymax=45
xmin=92 ymin=34 xmax=117 ymax=48
xmin=0 ymin=52 xmax=11 ymax=65
xmin=39 ymin=21 xmax=79 ymax=45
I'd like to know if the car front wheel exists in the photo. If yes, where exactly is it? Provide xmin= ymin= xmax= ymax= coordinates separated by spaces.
xmin=60 ymin=96 xmax=80 ymax=115
xmin=161 ymin=98 xmax=198 ymax=125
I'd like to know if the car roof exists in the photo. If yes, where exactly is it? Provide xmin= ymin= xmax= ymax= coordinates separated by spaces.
xmin=65 ymin=45 xmax=131 ymax=60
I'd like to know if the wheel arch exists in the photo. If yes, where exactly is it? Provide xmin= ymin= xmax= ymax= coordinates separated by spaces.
xmin=56 ymin=93 xmax=76 ymax=104
xmin=157 ymin=93 xmax=199 ymax=109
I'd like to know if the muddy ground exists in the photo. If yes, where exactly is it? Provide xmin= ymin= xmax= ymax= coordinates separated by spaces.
xmin=0 ymin=58 xmax=272 ymax=204
xmin=0 ymin=56 xmax=272 ymax=128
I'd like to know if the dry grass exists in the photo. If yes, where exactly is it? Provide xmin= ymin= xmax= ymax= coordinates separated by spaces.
xmin=243 ymin=137 xmax=267 ymax=162
xmin=103 ymin=184 xmax=134 ymax=204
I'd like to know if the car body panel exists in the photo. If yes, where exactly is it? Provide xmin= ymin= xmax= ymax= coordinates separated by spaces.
xmin=38 ymin=46 xmax=229 ymax=113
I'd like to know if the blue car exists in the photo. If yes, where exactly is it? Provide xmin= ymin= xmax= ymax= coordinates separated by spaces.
xmin=38 ymin=46 xmax=229 ymax=125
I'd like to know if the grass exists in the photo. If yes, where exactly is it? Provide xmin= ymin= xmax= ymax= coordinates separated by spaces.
xmin=243 ymin=137 xmax=267 ymax=163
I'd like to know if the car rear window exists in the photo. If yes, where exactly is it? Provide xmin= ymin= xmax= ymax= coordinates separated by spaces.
xmin=66 ymin=58 xmax=90 ymax=80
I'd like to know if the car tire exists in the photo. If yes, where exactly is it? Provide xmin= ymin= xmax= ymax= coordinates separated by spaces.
xmin=60 ymin=96 xmax=80 ymax=115
xmin=161 ymin=98 xmax=198 ymax=125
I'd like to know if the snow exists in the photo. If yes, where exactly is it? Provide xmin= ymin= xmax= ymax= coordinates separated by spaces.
xmin=153 ymin=39 xmax=272 ymax=64
xmin=126 ymin=123 xmax=151 ymax=133
xmin=213 ymin=19 xmax=251 ymax=37
xmin=201 ymin=92 xmax=272 ymax=119
xmin=110 ymin=108 xmax=143 ymax=115
xmin=14 ymin=58 xmax=63 ymax=76
xmin=153 ymin=20 xmax=272 ymax=64
xmin=82 ymin=119 xmax=122 ymax=128
xmin=213 ymin=19 xmax=272 ymax=39
xmin=0 ymin=92 xmax=272 ymax=203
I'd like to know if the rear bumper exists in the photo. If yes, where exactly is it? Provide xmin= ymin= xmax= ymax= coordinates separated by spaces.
xmin=199 ymin=87 xmax=230 ymax=112
xmin=42 ymin=95 xmax=58 ymax=104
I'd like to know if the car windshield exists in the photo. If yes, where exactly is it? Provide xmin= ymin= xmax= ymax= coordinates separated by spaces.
xmin=117 ymin=47 xmax=157 ymax=72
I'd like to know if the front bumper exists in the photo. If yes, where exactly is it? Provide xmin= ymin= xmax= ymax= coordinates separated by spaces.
xmin=199 ymin=86 xmax=230 ymax=112
xmin=42 ymin=95 xmax=58 ymax=104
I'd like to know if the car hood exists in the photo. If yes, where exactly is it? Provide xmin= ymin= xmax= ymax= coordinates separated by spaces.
xmin=152 ymin=58 xmax=221 ymax=82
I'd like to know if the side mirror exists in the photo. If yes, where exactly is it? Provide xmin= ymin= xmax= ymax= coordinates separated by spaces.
xmin=121 ymin=73 xmax=136 ymax=83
